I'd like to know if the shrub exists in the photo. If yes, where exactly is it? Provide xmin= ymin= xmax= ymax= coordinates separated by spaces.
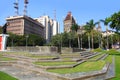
xmin=107 ymin=49 xmax=120 ymax=55
xmin=93 ymin=48 xmax=103 ymax=52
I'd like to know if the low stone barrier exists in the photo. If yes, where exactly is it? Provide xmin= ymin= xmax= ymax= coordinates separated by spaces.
xmin=7 ymin=46 xmax=58 ymax=54
xmin=61 ymin=48 xmax=73 ymax=53
xmin=34 ymin=60 xmax=86 ymax=70
xmin=0 ymin=61 xmax=17 ymax=66
xmin=101 ymin=54 xmax=109 ymax=60
xmin=89 ymin=54 xmax=108 ymax=62
xmin=40 ymin=62 xmax=110 ymax=80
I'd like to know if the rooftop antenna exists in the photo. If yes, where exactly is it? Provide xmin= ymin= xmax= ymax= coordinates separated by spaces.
xmin=14 ymin=0 xmax=19 ymax=15
xmin=24 ymin=0 xmax=29 ymax=15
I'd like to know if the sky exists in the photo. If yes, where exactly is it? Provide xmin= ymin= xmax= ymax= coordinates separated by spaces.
xmin=0 ymin=0 xmax=120 ymax=32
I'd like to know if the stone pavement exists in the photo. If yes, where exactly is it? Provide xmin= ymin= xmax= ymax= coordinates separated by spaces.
xmin=0 ymin=66 xmax=53 ymax=80
xmin=105 ymin=56 xmax=115 ymax=79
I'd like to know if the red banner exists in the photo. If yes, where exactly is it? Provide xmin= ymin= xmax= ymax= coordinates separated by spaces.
xmin=0 ymin=36 xmax=2 ymax=50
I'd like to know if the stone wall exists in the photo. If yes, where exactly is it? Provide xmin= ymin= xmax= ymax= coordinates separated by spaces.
xmin=61 ymin=47 xmax=73 ymax=53
xmin=61 ymin=47 xmax=83 ymax=53
xmin=7 ymin=46 xmax=58 ymax=54
xmin=7 ymin=46 xmax=83 ymax=54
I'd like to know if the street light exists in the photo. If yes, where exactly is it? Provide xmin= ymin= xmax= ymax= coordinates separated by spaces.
xmin=25 ymin=35 xmax=29 ymax=51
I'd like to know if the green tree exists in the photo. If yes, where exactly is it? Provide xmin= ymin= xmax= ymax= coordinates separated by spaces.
xmin=68 ymin=32 xmax=75 ymax=48
xmin=51 ymin=34 xmax=62 ymax=46
xmin=109 ymin=11 xmax=120 ymax=48
xmin=112 ymin=33 xmax=120 ymax=44
xmin=71 ymin=24 xmax=79 ymax=32
xmin=110 ymin=11 xmax=120 ymax=32
xmin=27 ymin=34 xmax=45 ymax=46
xmin=0 ymin=27 xmax=2 ymax=34
xmin=100 ymin=17 xmax=111 ymax=50
xmin=84 ymin=19 xmax=98 ymax=50
xmin=7 ymin=33 xmax=45 ymax=46
xmin=92 ymin=30 xmax=102 ymax=48
xmin=71 ymin=24 xmax=80 ymax=48
xmin=50 ymin=32 xmax=78 ymax=48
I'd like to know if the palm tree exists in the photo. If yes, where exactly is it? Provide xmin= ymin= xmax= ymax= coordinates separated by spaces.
xmin=109 ymin=11 xmax=120 ymax=48
xmin=84 ymin=19 xmax=98 ymax=50
xmin=110 ymin=11 xmax=120 ymax=32
xmin=71 ymin=24 xmax=80 ymax=48
xmin=100 ymin=17 xmax=111 ymax=50
xmin=84 ymin=25 xmax=91 ymax=50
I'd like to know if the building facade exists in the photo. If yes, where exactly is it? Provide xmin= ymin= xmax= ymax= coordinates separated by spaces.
xmin=64 ymin=12 xmax=76 ymax=32
xmin=52 ymin=20 xmax=59 ymax=36
xmin=35 ymin=15 xmax=59 ymax=43
xmin=6 ymin=16 xmax=44 ymax=37
xmin=102 ymin=30 xmax=114 ymax=37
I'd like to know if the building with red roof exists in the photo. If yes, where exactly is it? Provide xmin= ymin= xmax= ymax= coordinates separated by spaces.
xmin=64 ymin=12 xmax=76 ymax=32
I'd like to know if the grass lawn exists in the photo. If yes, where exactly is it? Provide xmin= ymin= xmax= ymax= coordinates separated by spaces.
xmin=0 ymin=55 xmax=16 ymax=61
xmin=89 ymin=53 xmax=103 ymax=60
xmin=48 ymin=60 xmax=105 ymax=74
xmin=104 ymin=55 xmax=112 ymax=63
xmin=0 ymin=71 xmax=18 ymax=80
xmin=0 ymin=57 xmax=16 ymax=61
xmin=33 ymin=61 xmax=77 ymax=66
xmin=112 ymin=55 xmax=120 ymax=80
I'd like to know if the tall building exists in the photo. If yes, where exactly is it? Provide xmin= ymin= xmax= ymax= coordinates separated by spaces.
xmin=6 ymin=15 xmax=44 ymax=37
xmin=64 ymin=12 xmax=76 ymax=32
xmin=35 ymin=15 xmax=59 ymax=43
xmin=53 ymin=20 xmax=59 ymax=36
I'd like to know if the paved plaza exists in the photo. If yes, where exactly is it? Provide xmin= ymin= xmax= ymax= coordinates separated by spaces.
xmin=0 ymin=51 xmax=115 ymax=80
xmin=0 ymin=66 xmax=53 ymax=80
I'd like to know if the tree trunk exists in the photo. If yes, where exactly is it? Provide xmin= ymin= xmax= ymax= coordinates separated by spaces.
xmin=88 ymin=34 xmax=90 ymax=50
xmin=98 ymin=34 xmax=100 ymax=48
xmin=69 ymin=39 xmax=71 ymax=48
xmin=91 ymin=32 xmax=94 ymax=49
xmin=78 ymin=35 xmax=80 ymax=49
xmin=119 ymin=37 xmax=120 ymax=49
xmin=106 ymin=25 xmax=109 ymax=50
xmin=81 ymin=34 xmax=82 ymax=49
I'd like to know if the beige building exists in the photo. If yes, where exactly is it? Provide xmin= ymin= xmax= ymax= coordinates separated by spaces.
xmin=35 ymin=15 xmax=59 ymax=43
xmin=64 ymin=12 xmax=76 ymax=32
xmin=102 ymin=30 xmax=114 ymax=37
xmin=6 ymin=15 xmax=44 ymax=37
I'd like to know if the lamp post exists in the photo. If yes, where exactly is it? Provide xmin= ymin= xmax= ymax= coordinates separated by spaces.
xmin=26 ymin=35 xmax=29 ymax=51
